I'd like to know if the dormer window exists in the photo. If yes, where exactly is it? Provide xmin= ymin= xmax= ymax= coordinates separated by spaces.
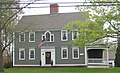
xmin=42 ymin=31 xmax=54 ymax=42
xmin=61 ymin=30 xmax=68 ymax=41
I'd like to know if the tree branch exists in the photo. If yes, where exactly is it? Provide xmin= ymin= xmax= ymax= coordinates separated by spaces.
xmin=1 ymin=1 xmax=37 ymax=52
xmin=108 ymin=20 xmax=120 ymax=35
xmin=0 ymin=1 xmax=35 ymax=31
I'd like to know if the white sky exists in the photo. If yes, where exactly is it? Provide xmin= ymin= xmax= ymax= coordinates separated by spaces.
xmin=18 ymin=0 xmax=117 ymax=43
xmin=20 ymin=0 xmax=87 ymax=15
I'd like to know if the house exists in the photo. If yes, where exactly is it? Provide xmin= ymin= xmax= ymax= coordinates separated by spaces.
xmin=13 ymin=3 xmax=109 ymax=68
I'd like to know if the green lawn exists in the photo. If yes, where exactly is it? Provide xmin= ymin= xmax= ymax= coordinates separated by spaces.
xmin=2 ymin=68 xmax=120 ymax=73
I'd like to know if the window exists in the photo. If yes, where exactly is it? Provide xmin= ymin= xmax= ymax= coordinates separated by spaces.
xmin=61 ymin=47 xmax=68 ymax=59
xmin=61 ymin=30 xmax=68 ymax=41
xmin=29 ymin=32 xmax=35 ymax=42
xmin=51 ymin=34 xmax=54 ymax=42
xmin=29 ymin=49 xmax=35 ymax=60
xmin=72 ymin=48 xmax=79 ymax=59
xmin=46 ymin=32 xmax=50 ymax=41
xmin=19 ymin=48 xmax=25 ymax=60
xmin=19 ymin=33 xmax=25 ymax=42
xmin=72 ymin=31 xmax=78 ymax=40
xmin=42 ymin=31 xmax=54 ymax=42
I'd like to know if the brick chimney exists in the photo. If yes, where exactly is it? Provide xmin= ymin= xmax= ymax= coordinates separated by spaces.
xmin=50 ymin=3 xmax=59 ymax=15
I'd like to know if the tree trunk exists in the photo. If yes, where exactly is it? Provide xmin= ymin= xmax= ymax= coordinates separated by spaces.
xmin=0 ymin=24 xmax=4 ymax=72
xmin=0 ymin=49 xmax=4 ymax=72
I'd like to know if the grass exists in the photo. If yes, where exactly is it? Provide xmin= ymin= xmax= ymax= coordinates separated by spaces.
xmin=2 ymin=68 xmax=120 ymax=73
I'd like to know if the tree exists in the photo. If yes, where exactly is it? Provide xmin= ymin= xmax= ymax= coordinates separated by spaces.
xmin=0 ymin=0 xmax=38 ymax=72
xmin=66 ymin=0 xmax=120 ymax=66
xmin=115 ymin=37 xmax=120 ymax=67
xmin=0 ymin=0 xmax=16 ymax=72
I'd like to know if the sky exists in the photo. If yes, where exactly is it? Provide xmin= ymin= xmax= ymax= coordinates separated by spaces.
xmin=18 ymin=0 xmax=117 ymax=43
xmin=19 ymin=0 xmax=87 ymax=15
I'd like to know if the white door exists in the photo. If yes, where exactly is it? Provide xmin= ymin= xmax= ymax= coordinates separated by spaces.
xmin=41 ymin=49 xmax=55 ymax=66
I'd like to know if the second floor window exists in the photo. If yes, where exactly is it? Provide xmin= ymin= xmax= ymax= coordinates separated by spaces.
xmin=29 ymin=32 xmax=35 ymax=42
xmin=61 ymin=30 xmax=68 ymax=41
xmin=42 ymin=31 xmax=54 ymax=42
xmin=72 ymin=31 xmax=78 ymax=40
xmin=19 ymin=33 xmax=25 ymax=42
xmin=46 ymin=32 xmax=50 ymax=41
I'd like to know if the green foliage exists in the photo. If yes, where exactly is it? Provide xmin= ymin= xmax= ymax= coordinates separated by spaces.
xmin=66 ymin=0 xmax=120 ymax=46
xmin=66 ymin=0 xmax=120 ymax=66
xmin=66 ymin=18 xmax=107 ymax=46
xmin=115 ymin=39 xmax=120 ymax=67
xmin=4 ymin=62 xmax=12 ymax=69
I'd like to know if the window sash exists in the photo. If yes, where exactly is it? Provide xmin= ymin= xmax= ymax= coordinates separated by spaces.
xmin=72 ymin=48 xmax=79 ymax=59
xmin=19 ymin=33 xmax=25 ymax=42
xmin=19 ymin=49 xmax=25 ymax=60
xmin=29 ymin=49 xmax=35 ymax=60
xmin=61 ymin=47 xmax=68 ymax=59
xmin=72 ymin=31 xmax=78 ymax=40
xmin=42 ymin=31 xmax=54 ymax=42
xmin=61 ymin=30 xmax=68 ymax=41
xmin=29 ymin=32 xmax=35 ymax=42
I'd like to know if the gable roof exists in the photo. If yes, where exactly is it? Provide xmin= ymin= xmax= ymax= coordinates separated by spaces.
xmin=16 ymin=12 xmax=85 ymax=32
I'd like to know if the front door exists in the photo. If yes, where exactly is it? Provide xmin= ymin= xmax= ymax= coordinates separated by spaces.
xmin=45 ymin=52 xmax=51 ymax=64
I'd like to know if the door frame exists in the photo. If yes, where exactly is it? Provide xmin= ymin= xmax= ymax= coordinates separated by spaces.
xmin=41 ymin=49 xmax=55 ymax=66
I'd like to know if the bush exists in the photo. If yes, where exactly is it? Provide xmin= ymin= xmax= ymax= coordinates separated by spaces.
xmin=4 ymin=62 xmax=12 ymax=68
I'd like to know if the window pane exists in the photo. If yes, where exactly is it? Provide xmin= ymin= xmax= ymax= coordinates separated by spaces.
xmin=46 ymin=32 xmax=50 ymax=41
xmin=30 ymin=50 xmax=34 ymax=58
xmin=62 ymin=31 xmax=67 ymax=40
xmin=73 ymin=49 xmax=79 ymax=58
xmin=20 ymin=50 xmax=24 ymax=59
xmin=51 ymin=35 xmax=53 ymax=42
xmin=73 ymin=31 xmax=77 ymax=39
xmin=30 ymin=33 xmax=35 ymax=41
xmin=63 ymin=49 xmax=67 ymax=58
xmin=20 ymin=33 xmax=25 ymax=42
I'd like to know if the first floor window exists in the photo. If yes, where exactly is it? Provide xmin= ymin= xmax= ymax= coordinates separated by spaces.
xmin=61 ymin=47 xmax=68 ymax=59
xmin=19 ymin=48 xmax=25 ymax=60
xmin=72 ymin=48 xmax=79 ymax=59
xmin=29 ymin=49 xmax=35 ymax=60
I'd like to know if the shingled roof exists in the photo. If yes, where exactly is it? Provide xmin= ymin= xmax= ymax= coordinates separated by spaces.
xmin=16 ymin=12 xmax=85 ymax=31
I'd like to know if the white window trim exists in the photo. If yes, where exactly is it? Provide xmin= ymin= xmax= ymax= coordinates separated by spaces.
xmin=29 ymin=48 xmax=35 ymax=60
xmin=61 ymin=30 xmax=68 ymax=41
xmin=42 ymin=31 xmax=54 ymax=42
xmin=19 ymin=48 xmax=25 ymax=60
xmin=29 ymin=32 xmax=35 ymax=42
xmin=61 ymin=47 xmax=68 ymax=59
xmin=72 ymin=30 xmax=78 ymax=40
xmin=45 ymin=31 xmax=51 ymax=42
xmin=72 ymin=48 xmax=79 ymax=59
xmin=51 ymin=34 xmax=54 ymax=42
xmin=19 ymin=32 xmax=25 ymax=42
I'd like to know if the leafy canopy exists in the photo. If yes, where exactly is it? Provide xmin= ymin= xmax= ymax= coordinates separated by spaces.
xmin=66 ymin=0 xmax=120 ymax=46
